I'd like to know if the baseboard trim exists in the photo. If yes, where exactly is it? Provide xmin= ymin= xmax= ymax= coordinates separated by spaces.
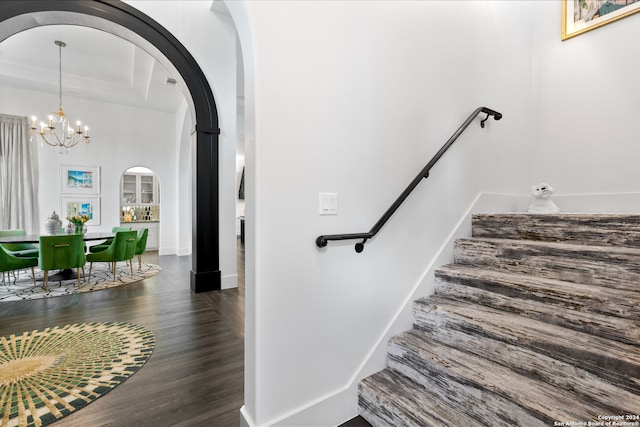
xmin=176 ymin=247 xmax=191 ymax=256
xmin=158 ymin=247 xmax=177 ymax=256
xmin=240 ymin=406 xmax=255 ymax=427
xmin=221 ymin=273 xmax=238 ymax=290
xmin=259 ymin=385 xmax=356 ymax=427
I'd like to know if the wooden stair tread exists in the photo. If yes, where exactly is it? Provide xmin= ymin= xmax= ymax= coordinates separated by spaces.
xmin=413 ymin=296 xmax=640 ymax=393
xmin=472 ymin=213 xmax=640 ymax=248
xmin=454 ymin=237 xmax=640 ymax=291
xmin=435 ymin=263 xmax=640 ymax=308
xmin=455 ymin=236 xmax=640 ymax=257
xmin=392 ymin=329 xmax=640 ymax=417
xmin=389 ymin=330 xmax=640 ymax=423
xmin=359 ymin=369 xmax=484 ymax=427
xmin=434 ymin=264 xmax=640 ymax=344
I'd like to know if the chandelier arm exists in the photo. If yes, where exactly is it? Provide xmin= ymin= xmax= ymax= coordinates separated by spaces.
xmin=65 ymin=138 xmax=82 ymax=149
xmin=41 ymin=132 xmax=86 ymax=149
xmin=39 ymin=133 xmax=58 ymax=148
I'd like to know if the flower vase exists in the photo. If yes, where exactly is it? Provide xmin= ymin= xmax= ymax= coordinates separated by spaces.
xmin=75 ymin=225 xmax=85 ymax=235
xmin=65 ymin=223 xmax=75 ymax=234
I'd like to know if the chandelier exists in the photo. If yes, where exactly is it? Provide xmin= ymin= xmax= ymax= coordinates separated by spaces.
xmin=30 ymin=40 xmax=90 ymax=154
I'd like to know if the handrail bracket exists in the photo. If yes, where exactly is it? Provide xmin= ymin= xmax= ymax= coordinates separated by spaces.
xmin=355 ymin=239 xmax=367 ymax=253
xmin=480 ymin=113 xmax=490 ymax=128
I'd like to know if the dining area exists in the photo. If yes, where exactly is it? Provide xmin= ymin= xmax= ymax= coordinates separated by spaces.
xmin=0 ymin=225 xmax=155 ymax=300
xmin=0 ymin=109 xmax=164 ymax=301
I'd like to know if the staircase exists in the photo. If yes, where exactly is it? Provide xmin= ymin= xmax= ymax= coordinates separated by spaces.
xmin=358 ymin=213 xmax=640 ymax=426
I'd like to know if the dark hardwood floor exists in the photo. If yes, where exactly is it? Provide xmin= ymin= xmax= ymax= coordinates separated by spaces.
xmin=339 ymin=416 xmax=371 ymax=427
xmin=1 ymin=242 xmax=375 ymax=426
xmin=0 ymin=246 xmax=245 ymax=427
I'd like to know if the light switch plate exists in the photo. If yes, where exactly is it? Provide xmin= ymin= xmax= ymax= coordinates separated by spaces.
xmin=319 ymin=193 xmax=338 ymax=215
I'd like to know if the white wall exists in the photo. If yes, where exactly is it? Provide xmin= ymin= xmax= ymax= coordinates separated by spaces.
xmin=0 ymin=85 xmax=180 ymax=251
xmin=176 ymin=102 xmax=192 ymax=256
xmin=531 ymin=2 xmax=640 ymax=197
xmin=226 ymin=1 xmax=535 ymax=425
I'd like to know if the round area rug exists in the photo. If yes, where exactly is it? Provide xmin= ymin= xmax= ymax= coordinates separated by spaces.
xmin=0 ymin=322 xmax=155 ymax=427
xmin=0 ymin=262 xmax=162 ymax=302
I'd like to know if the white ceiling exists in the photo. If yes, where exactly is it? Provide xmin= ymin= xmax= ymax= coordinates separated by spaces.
xmin=0 ymin=25 xmax=186 ymax=114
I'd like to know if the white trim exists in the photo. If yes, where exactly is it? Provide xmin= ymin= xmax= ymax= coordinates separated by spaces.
xmin=175 ymin=247 xmax=191 ymax=257
xmin=158 ymin=247 xmax=178 ymax=256
xmin=240 ymin=405 xmax=255 ymax=427
xmin=222 ymin=273 xmax=238 ymax=290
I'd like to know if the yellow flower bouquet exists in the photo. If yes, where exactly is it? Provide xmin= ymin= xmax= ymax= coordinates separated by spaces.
xmin=67 ymin=214 xmax=90 ymax=226
xmin=67 ymin=214 xmax=90 ymax=233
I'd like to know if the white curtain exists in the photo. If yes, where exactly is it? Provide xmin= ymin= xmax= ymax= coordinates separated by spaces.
xmin=0 ymin=114 xmax=40 ymax=233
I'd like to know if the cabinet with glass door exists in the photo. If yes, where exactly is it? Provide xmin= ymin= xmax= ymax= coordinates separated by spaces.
xmin=121 ymin=172 xmax=158 ymax=205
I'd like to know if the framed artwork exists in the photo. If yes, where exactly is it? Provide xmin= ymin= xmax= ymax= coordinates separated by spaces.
xmin=60 ymin=196 xmax=101 ymax=225
xmin=60 ymin=165 xmax=100 ymax=194
xmin=562 ymin=0 xmax=640 ymax=40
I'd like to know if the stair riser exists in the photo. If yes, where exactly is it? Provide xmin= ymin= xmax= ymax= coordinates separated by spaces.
xmin=435 ymin=266 xmax=640 ymax=322
xmin=387 ymin=348 xmax=551 ymax=425
xmin=472 ymin=214 xmax=640 ymax=248
xmin=454 ymin=238 xmax=640 ymax=291
xmin=434 ymin=276 xmax=640 ymax=344
xmin=413 ymin=299 xmax=640 ymax=394
xmin=386 ymin=360 xmax=546 ymax=426
xmin=358 ymin=371 xmax=478 ymax=427
xmin=358 ymin=386 xmax=439 ymax=427
xmin=388 ymin=331 xmax=640 ymax=419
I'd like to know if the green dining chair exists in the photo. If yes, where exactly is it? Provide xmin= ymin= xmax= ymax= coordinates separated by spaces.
xmin=0 ymin=244 xmax=37 ymax=286
xmin=0 ymin=229 xmax=39 ymax=258
xmin=86 ymin=230 xmax=137 ymax=281
xmin=39 ymin=234 xmax=87 ymax=292
xmin=134 ymin=228 xmax=148 ymax=270
xmin=88 ymin=226 xmax=132 ymax=253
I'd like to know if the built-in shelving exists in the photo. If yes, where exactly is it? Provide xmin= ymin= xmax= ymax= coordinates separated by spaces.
xmin=121 ymin=172 xmax=159 ymax=205
xmin=120 ymin=168 xmax=160 ymax=250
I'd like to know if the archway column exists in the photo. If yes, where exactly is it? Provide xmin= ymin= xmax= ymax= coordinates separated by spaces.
xmin=191 ymin=125 xmax=221 ymax=292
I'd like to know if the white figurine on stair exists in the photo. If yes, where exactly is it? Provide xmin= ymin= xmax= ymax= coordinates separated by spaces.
xmin=528 ymin=183 xmax=560 ymax=214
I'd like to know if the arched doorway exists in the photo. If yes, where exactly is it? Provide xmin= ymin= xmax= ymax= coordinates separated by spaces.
xmin=0 ymin=0 xmax=221 ymax=292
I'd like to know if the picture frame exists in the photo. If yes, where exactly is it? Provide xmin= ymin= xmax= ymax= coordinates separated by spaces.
xmin=60 ymin=164 xmax=100 ymax=194
xmin=60 ymin=196 xmax=101 ymax=226
xmin=562 ymin=0 xmax=640 ymax=40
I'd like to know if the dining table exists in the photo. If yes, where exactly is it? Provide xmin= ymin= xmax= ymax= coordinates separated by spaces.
xmin=0 ymin=232 xmax=114 ymax=245
xmin=0 ymin=232 xmax=114 ymax=280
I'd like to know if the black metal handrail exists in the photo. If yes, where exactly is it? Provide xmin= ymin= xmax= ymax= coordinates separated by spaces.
xmin=315 ymin=106 xmax=503 ymax=253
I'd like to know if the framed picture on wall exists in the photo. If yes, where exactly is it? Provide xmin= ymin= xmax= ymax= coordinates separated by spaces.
xmin=60 ymin=196 xmax=101 ymax=225
xmin=562 ymin=0 xmax=640 ymax=40
xmin=60 ymin=164 xmax=100 ymax=194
